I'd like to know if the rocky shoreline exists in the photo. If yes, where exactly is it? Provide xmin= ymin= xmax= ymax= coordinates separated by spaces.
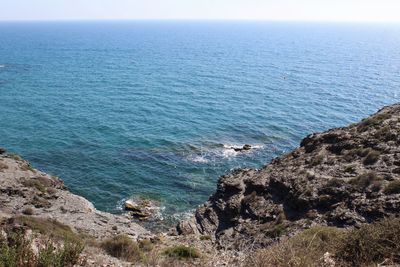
xmin=1 ymin=103 xmax=400 ymax=266
xmin=178 ymin=103 xmax=400 ymax=249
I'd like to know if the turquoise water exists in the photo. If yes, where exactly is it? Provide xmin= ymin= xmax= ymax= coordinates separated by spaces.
xmin=1 ymin=21 xmax=399 ymax=221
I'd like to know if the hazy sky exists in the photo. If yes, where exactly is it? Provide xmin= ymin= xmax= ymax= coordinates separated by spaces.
xmin=1 ymin=0 xmax=400 ymax=22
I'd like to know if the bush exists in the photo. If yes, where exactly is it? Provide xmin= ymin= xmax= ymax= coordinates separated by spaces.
xmin=9 ymin=154 xmax=22 ymax=161
xmin=21 ymin=179 xmax=46 ymax=193
xmin=363 ymin=150 xmax=381 ymax=165
xmin=22 ymin=207 xmax=34 ymax=215
xmin=200 ymin=235 xmax=212 ymax=241
xmin=336 ymin=217 xmax=400 ymax=266
xmin=163 ymin=245 xmax=200 ymax=259
xmin=20 ymin=163 xmax=36 ymax=172
xmin=310 ymin=154 xmax=324 ymax=166
xmin=349 ymin=172 xmax=382 ymax=191
xmin=344 ymin=165 xmax=355 ymax=173
xmin=0 ymin=228 xmax=84 ymax=267
xmin=265 ymin=224 xmax=287 ymax=238
xmin=37 ymin=239 xmax=84 ymax=267
xmin=384 ymin=180 xmax=400 ymax=194
xmin=325 ymin=178 xmax=344 ymax=188
xmin=101 ymin=235 xmax=143 ymax=262
xmin=358 ymin=117 xmax=378 ymax=132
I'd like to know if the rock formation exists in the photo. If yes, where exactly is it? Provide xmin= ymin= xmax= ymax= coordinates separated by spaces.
xmin=178 ymin=103 xmax=400 ymax=249
xmin=0 ymin=150 xmax=149 ymax=240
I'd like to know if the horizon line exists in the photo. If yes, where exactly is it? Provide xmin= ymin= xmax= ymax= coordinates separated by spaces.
xmin=1 ymin=18 xmax=400 ymax=24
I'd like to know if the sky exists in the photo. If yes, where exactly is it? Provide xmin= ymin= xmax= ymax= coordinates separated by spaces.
xmin=0 ymin=0 xmax=400 ymax=22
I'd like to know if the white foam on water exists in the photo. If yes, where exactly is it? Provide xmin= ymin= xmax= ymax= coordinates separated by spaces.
xmin=222 ymin=148 xmax=239 ymax=158
xmin=171 ymin=210 xmax=195 ymax=222
xmin=0 ymin=65 xmax=5 ymax=68
xmin=187 ymin=155 xmax=209 ymax=163
xmin=221 ymin=143 xmax=264 ymax=158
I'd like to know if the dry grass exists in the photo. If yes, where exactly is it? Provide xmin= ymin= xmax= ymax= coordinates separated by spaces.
xmin=383 ymin=180 xmax=400 ymax=195
xmin=336 ymin=217 xmax=400 ymax=266
xmin=13 ymin=216 xmax=82 ymax=243
xmin=0 ymin=162 xmax=9 ymax=172
xmin=244 ymin=226 xmax=343 ymax=267
xmin=244 ymin=217 xmax=400 ymax=267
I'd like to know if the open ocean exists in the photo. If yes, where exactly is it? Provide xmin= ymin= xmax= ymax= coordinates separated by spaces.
xmin=1 ymin=21 xmax=399 ymax=223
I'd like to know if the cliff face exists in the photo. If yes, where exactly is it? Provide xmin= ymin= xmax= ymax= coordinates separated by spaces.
xmin=178 ymin=104 xmax=400 ymax=249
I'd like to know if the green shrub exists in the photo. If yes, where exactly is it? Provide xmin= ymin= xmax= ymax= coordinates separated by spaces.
xmin=22 ymin=207 xmax=34 ymax=216
xmin=265 ymin=224 xmax=287 ymax=238
xmin=325 ymin=178 xmax=344 ymax=188
xmin=349 ymin=172 xmax=382 ymax=190
xmin=9 ymin=154 xmax=22 ymax=161
xmin=36 ymin=240 xmax=84 ymax=267
xmin=310 ymin=154 xmax=324 ymax=166
xmin=363 ymin=150 xmax=381 ymax=165
xmin=384 ymin=180 xmax=400 ymax=194
xmin=344 ymin=165 xmax=355 ymax=173
xmin=358 ymin=113 xmax=390 ymax=132
xmin=138 ymin=239 xmax=153 ymax=252
xmin=101 ymin=235 xmax=143 ymax=262
xmin=0 ymin=229 xmax=83 ymax=267
xmin=199 ymin=235 xmax=212 ymax=241
xmin=20 ymin=164 xmax=35 ymax=172
xmin=163 ymin=245 xmax=200 ymax=259
xmin=358 ymin=117 xmax=378 ymax=131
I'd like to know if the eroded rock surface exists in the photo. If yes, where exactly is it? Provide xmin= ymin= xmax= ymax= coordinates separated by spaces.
xmin=178 ymin=103 xmax=400 ymax=249
xmin=0 ymin=152 xmax=149 ymax=240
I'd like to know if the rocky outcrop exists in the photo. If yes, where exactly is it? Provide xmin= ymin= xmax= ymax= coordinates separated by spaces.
xmin=0 ymin=151 xmax=149 ymax=240
xmin=178 ymin=103 xmax=400 ymax=249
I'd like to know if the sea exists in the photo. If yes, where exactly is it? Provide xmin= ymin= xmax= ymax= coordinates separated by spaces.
xmin=0 ymin=21 xmax=399 ymax=225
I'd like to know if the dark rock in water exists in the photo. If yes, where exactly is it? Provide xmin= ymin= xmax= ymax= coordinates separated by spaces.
xmin=0 ymin=148 xmax=6 ymax=154
xmin=232 ymin=144 xmax=252 ymax=152
xmin=178 ymin=103 xmax=400 ymax=250
xmin=243 ymin=144 xmax=252 ymax=150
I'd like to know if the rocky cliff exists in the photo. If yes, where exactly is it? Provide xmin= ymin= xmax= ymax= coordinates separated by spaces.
xmin=178 ymin=104 xmax=400 ymax=249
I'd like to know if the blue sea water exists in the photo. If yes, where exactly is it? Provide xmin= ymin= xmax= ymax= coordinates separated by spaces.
xmin=1 ymin=21 xmax=399 ymax=223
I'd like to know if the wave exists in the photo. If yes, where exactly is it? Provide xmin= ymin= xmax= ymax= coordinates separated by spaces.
xmin=185 ymin=142 xmax=264 ymax=163
xmin=187 ymin=155 xmax=210 ymax=163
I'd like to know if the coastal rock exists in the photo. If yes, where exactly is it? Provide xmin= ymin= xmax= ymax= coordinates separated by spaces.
xmin=124 ymin=198 xmax=160 ymax=221
xmin=232 ymin=144 xmax=253 ymax=152
xmin=242 ymin=144 xmax=252 ymax=150
xmin=178 ymin=103 xmax=400 ymax=249
xmin=0 ymin=153 xmax=149 ymax=240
